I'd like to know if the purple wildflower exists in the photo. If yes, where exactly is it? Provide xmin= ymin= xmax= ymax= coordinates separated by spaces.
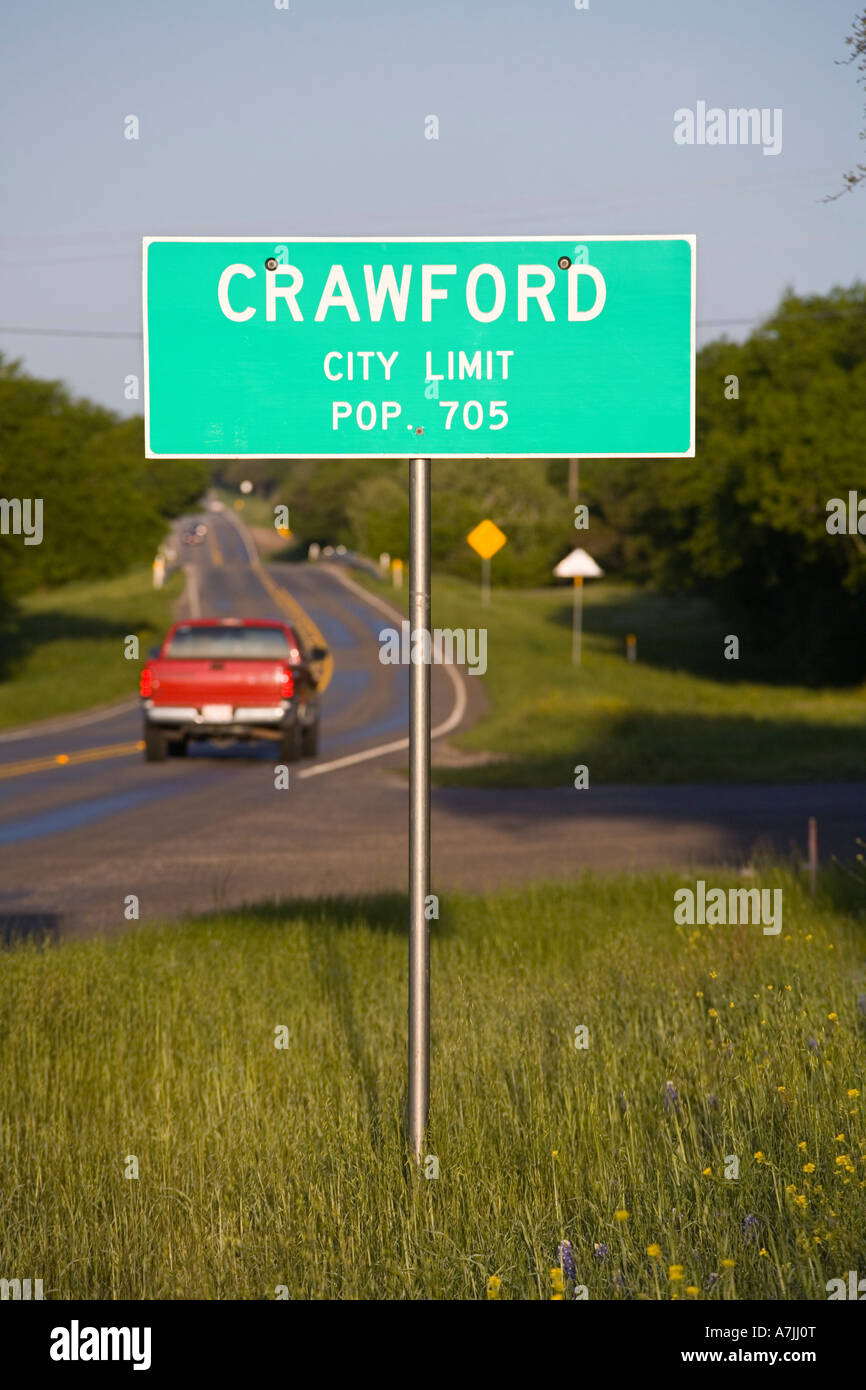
xmin=742 ymin=1214 xmax=759 ymax=1243
xmin=593 ymin=1242 xmax=609 ymax=1261
xmin=558 ymin=1240 xmax=576 ymax=1281
xmin=663 ymin=1081 xmax=679 ymax=1114
xmin=807 ymin=1037 xmax=819 ymax=1053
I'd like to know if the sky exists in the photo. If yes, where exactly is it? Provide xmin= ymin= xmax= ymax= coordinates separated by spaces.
xmin=1 ymin=0 xmax=863 ymax=414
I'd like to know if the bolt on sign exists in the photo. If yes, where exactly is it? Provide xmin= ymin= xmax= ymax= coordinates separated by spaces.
xmin=142 ymin=237 xmax=695 ymax=459
xmin=467 ymin=519 xmax=507 ymax=559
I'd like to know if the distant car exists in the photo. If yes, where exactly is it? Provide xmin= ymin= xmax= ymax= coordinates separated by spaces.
xmin=181 ymin=528 xmax=205 ymax=546
xmin=139 ymin=618 xmax=328 ymax=763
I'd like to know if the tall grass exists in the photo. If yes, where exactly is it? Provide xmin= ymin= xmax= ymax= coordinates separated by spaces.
xmin=0 ymin=870 xmax=864 ymax=1299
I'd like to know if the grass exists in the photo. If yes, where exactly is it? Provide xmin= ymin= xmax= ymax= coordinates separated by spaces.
xmin=1 ymin=868 xmax=864 ymax=1300
xmin=0 ymin=567 xmax=183 ymax=730
xmin=346 ymin=567 xmax=866 ymax=786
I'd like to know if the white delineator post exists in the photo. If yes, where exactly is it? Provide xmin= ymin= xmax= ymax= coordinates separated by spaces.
xmin=553 ymin=547 xmax=604 ymax=669
xmin=408 ymin=457 xmax=431 ymax=1161
xmin=572 ymin=575 xmax=583 ymax=666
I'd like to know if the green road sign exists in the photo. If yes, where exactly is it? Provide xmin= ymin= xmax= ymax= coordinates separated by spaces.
xmin=143 ymin=236 xmax=695 ymax=459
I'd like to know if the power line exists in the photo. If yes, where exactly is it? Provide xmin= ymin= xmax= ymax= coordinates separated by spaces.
xmin=1 ymin=304 xmax=865 ymax=341
xmin=0 ymin=326 xmax=139 ymax=339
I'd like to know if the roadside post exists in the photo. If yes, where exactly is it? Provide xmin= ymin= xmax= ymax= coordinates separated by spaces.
xmin=553 ymin=548 xmax=604 ymax=666
xmin=409 ymin=458 xmax=431 ymax=1159
xmin=143 ymin=234 xmax=695 ymax=1163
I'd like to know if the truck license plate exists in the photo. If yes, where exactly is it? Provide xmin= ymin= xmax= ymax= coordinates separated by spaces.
xmin=202 ymin=704 xmax=233 ymax=722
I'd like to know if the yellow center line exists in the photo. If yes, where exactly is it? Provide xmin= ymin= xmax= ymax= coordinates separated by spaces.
xmin=208 ymin=527 xmax=224 ymax=567
xmin=255 ymin=567 xmax=335 ymax=693
xmin=0 ymin=741 xmax=144 ymax=781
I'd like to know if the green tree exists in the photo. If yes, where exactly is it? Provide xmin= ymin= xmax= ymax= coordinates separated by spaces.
xmin=580 ymin=285 xmax=866 ymax=683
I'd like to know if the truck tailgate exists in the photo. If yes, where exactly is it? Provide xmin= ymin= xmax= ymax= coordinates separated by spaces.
xmin=149 ymin=660 xmax=284 ymax=707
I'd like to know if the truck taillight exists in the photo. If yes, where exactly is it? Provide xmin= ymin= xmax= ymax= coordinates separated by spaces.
xmin=139 ymin=667 xmax=153 ymax=698
xmin=280 ymin=667 xmax=294 ymax=699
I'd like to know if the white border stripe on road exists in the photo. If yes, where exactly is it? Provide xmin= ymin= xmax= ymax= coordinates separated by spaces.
xmin=296 ymin=562 xmax=467 ymax=778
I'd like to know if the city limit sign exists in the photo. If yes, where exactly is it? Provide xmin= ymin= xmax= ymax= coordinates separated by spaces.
xmin=143 ymin=236 xmax=695 ymax=460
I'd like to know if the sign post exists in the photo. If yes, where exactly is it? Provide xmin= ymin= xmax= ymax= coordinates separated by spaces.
xmin=553 ymin=547 xmax=604 ymax=666
xmin=144 ymin=234 xmax=695 ymax=1162
xmin=408 ymin=458 xmax=431 ymax=1161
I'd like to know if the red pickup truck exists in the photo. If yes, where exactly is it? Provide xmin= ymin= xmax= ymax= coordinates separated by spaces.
xmin=139 ymin=618 xmax=327 ymax=763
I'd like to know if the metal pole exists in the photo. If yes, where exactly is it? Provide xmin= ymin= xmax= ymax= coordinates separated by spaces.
xmin=572 ymin=575 xmax=583 ymax=666
xmin=481 ymin=555 xmax=490 ymax=608
xmin=408 ymin=456 xmax=431 ymax=1161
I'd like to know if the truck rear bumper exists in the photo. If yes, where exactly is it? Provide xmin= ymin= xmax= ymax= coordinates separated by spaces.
xmin=145 ymin=705 xmax=287 ymax=724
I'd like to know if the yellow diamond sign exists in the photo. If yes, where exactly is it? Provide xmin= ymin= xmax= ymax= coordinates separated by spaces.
xmin=467 ymin=519 xmax=507 ymax=560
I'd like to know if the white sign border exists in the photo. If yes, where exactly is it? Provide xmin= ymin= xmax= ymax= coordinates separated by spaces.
xmin=142 ymin=235 xmax=696 ymax=460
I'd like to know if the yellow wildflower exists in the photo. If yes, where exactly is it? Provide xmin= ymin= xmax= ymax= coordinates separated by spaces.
xmin=614 ymin=1209 xmax=629 ymax=1221
xmin=754 ymin=1151 xmax=766 ymax=1163
xmin=669 ymin=1265 xmax=684 ymax=1280
xmin=647 ymin=1244 xmax=662 ymax=1258
xmin=721 ymin=1259 xmax=736 ymax=1268
xmin=803 ymin=1163 xmax=816 ymax=1173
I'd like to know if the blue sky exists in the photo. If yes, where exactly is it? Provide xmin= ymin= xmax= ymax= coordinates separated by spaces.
xmin=1 ymin=0 xmax=863 ymax=413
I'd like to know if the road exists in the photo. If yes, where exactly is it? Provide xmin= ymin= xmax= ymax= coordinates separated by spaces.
xmin=0 ymin=504 xmax=862 ymax=939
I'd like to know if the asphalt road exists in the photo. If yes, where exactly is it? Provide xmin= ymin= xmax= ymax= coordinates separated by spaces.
xmin=0 ymin=504 xmax=862 ymax=939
